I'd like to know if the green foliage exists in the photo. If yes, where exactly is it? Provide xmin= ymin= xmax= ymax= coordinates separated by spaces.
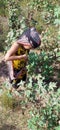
xmin=54 ymin=6 xmax=60 ymax=25
xmin=55 ymin=126 xmax=60 ymax=130
xmin=27 ymin=51 xmax=55 ymax=81
xmin=27 ymin=78 xmax=60 ymax=130
xmin=5 ymin=0 xmax=27 ymax=50
xmin=0 ymin=0 xmax=60 ymax=52
xmin=0 ymin=1 xmax=60 ymax=129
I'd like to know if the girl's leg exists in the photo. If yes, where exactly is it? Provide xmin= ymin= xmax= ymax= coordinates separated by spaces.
xmin=7 ymin=61 xmax=15 ymax=83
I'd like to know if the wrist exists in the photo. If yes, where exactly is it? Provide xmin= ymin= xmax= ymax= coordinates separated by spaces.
xmin=23 ymin=54 xmax=28 ymax=60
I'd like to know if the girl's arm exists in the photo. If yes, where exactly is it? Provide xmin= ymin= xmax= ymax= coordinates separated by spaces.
xmin=5 ymin=42 xmax=28 ymax=61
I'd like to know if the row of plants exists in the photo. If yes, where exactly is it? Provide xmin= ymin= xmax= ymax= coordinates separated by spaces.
xmin=26 ymin=52 xmax=60 ymax=130
xmin=0 ymin=49 xmax=60 ymax=130
xmin=0 ymin=0 xmax=60 ymax=52
xmin=27 ymin=50 xmax=60 ymax=82
xmin=0 ymin=73 xmax=60 ymax=130
xmin=26 ymin=75 xmax=60 ymax=130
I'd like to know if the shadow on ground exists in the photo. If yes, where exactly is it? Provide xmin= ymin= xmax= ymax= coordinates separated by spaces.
xmin=0 ymin=124 xmax=20 ymax=130
xmin=0 ymin=60 xmax=8 ymax=77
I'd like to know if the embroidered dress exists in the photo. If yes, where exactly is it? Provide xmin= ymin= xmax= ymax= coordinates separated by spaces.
xmin=7 ymin=45 xmax=29 ymax=88
xmin=12 ymin=45 xmax=29 ymax=79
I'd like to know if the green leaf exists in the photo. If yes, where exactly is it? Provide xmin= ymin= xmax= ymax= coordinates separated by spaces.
xmin=55 ymin=126 xmax=60 ymax=130
xmin=54 ymin=19 xmax=60 ymax=25
xmin=54 ymin=6 xmax=60 ymax=17
xmin=56 ymin=52 xmax=60 ymax=57
xmin=25 ymin=90 xmax=31 ymax=97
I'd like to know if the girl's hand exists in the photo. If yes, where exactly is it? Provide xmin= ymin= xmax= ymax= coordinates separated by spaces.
xmin=22 ymin=54 xmax=28 ymax=60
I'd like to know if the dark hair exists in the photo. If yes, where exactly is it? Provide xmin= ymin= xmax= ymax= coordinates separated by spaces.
xmin=18 ymin=27 xmax=41 ymax=48
xmin=30 ymin=28 xmax=41 ymax=48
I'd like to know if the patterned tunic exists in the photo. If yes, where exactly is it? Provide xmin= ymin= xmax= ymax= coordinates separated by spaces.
xmin=12 ymin=45 xmax=29 ymax=79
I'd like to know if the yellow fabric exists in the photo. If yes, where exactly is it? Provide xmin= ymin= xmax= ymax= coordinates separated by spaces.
xmin=16 ymin=68 xmax=27 ymax=79
xmin=12 ymin=45 xmax=29 ymax=70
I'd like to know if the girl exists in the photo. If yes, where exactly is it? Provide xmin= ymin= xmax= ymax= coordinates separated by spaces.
xmin=5 ymin=27 xmax=41 ymax=89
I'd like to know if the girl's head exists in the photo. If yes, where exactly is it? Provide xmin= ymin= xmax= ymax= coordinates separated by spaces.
xmin=17 ymin=27 xmax=41 ymax=49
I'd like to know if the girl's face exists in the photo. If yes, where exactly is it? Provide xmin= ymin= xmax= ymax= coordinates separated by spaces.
xmin=23 ymin=43 xmax=33 ymax=50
